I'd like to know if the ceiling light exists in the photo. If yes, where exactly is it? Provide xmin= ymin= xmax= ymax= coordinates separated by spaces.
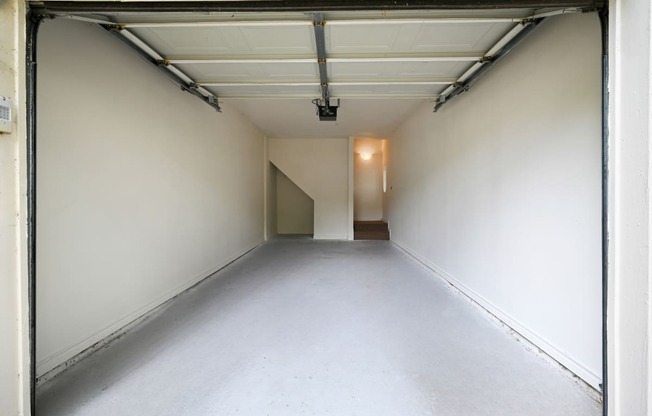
xmin=360 ymin=153 xmax=372 ymax=161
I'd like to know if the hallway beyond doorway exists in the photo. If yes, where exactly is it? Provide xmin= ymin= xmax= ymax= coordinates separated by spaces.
xmin=36 ymin=240 xmax=600 ymax=415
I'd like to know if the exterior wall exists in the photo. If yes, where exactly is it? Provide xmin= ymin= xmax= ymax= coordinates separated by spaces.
xmin=36 ymin=19 xmax=265 ymax=377
xmin=387 ymin=13 xmax=603 ymax=388
xmin=0 ymin=0 xmax=29 ymax=414
xmin=607 ymin=0 xmax=652 ymax=413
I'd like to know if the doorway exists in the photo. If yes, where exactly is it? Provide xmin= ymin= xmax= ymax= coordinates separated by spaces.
xmin=353 ymin=138 xmax=389 ymax=240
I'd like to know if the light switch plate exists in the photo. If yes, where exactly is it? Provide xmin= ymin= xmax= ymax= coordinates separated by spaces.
xmin=0 ymin=96 xmax=13 ymax=133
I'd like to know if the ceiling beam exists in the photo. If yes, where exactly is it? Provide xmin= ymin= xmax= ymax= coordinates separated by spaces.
xmin=30 ymin=0 xmax=605 ymax=14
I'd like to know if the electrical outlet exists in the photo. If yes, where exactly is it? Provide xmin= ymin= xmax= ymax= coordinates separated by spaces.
xmin=0 ymin=96 xmax=13 ymax=134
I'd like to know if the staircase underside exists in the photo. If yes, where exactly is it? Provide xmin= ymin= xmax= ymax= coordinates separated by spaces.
xmin=354 ymin=221 xmax=389 ymax=241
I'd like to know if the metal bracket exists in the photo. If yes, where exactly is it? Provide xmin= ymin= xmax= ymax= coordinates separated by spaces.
xmin=433 ymin=16 xmax=544 ymax=112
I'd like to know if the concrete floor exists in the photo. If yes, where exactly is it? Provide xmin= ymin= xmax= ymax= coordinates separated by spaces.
xmin=36 ymin=240 xmax=601 ymax=416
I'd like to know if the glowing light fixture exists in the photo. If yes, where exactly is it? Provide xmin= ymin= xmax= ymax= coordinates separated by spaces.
xmin=360 ymin=152 xmax=372 ymax=161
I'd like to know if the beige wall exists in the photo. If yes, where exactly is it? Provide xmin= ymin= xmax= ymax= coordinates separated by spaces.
xmin=268 ymin=138 xmax=349 ymax=240
xmin=0 ymin=0 xmax=29 ymax=414
xmin=36 ymin=19 xmax=265 ymax=377
xmin=388 ymin=13 xmax=602 ymax=388
xmin=266 ymin=162 xmax=278 ymax=239
xmin=276 ymin=169 xmax=314 ymax=235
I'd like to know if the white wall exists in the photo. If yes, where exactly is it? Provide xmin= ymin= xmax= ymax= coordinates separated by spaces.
xmin=354 ymin=138 xmax=384 ymax=221
xmin=36 ymin=19 xmax=264 ymax=377
xmin=268 ymin=138 xmax=349 ymax=240
xmin=387 ymin=13 xmax=602 ymax=388
xmin=276 ymin=169 xmax=314 ymax=234
xmin=608 ymin=0 xmax=652 ymax=413
xmin=0 ymin=0 xmax=29 ymax=414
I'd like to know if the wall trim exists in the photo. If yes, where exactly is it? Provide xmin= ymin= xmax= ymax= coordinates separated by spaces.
xmin=348 ymin=136 xmax=354 ymax=240
xmin=36 ymin=240 xmax=263 ymax=383
xmin=391 ymin=238 xmax=603 ymax=395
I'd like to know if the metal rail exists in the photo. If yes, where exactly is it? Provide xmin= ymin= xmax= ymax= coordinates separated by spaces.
xmin=433 ymin=18 xmax=543 ymax=111
xmin=312 ymin=13 xmax=330 ymax=101
xmin=103 ymin=26 xmax=222 ymax=111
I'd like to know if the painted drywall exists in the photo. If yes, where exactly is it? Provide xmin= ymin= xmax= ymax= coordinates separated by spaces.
xmin=381 ymin=139 xmax=390 ymax=223
xmin=0 ymin=0 xmax=29 ymax=414
xmin=36 ymin=19 xmax=264 ymax=377
xmin=268 ymin=138 xmax=349 ymax=240
xmin=387 ymin=13 xmax=602 ymax=388
xmin=354 ymin=138 xmax=384 ymax=221
xmin=276 ymin=168 xmax=314 ymax=235
xmin=266 ymin=161 xmax=278 ymax=239
xmin=608 ymin=0 xmax=652 ymax=413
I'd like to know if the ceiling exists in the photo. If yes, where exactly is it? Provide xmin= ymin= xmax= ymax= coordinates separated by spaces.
xmin=48 ymin=7 xmax=581 ymax=138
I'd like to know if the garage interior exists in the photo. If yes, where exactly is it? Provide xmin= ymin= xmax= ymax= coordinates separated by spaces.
xmin=31 ymin=2 xmax=603 ymax=415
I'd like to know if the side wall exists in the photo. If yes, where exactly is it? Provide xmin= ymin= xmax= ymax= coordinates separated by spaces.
xmin=387 ymin=13 xmax=602 ymax=388
xmin=268 ymin=138 xmax=349 ymax=240
xmin=36 ymin=19 xmax=265 ymax=377
xmin=0 ymin=0 xmax=29 ymax=414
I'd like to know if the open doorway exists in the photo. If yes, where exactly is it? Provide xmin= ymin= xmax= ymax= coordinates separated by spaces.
xmin=353 ymin=138 xmax=389 ymax=240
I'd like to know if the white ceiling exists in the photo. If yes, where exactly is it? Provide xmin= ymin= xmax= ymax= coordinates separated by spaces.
xmin=224 ymin=98 xmax=427 ymax=138
xmin=61 ymin=8 xmax=568 ymax=138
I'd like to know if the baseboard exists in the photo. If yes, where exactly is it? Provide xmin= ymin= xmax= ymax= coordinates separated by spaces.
xmin=36 ymin=240 xmax=263 ymax=383
xmin=391 ymin=238 xmax=602 ymax=394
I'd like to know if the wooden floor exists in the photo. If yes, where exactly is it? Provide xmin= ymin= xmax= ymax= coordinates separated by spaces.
xmin=36 ymin=240 xmax=600 ymax=416
xmin=354 ymin=220 xmax=390 ymax=240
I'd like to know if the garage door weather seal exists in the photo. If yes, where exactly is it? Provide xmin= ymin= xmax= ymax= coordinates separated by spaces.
xmin=29 ymin=0 xmax=605 ymax=13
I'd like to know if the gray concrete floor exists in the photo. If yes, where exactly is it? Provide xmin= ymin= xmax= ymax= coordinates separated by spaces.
xmin=36 ymin=240 xmax=601 ymax=416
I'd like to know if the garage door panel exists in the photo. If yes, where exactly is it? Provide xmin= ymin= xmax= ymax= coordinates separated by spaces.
xmin=326 ymin=22 xmax=514 ymax=55
xmin=411 ymin=22 xmax=516 ymax=53
xmin=331 ymin=83 xmax=446 ymax=97
xmin=208 ymin=84 xmax=321 ymax=97
xmin=131 ymin=26 xmax=316 ymax=57
xmin=326 ymin=25 xmax=404 ymax=54
xmin=175 ymin=62 xmax=319 ymax=82
xmin=328 ymin=61 xmax=472 ymax=80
